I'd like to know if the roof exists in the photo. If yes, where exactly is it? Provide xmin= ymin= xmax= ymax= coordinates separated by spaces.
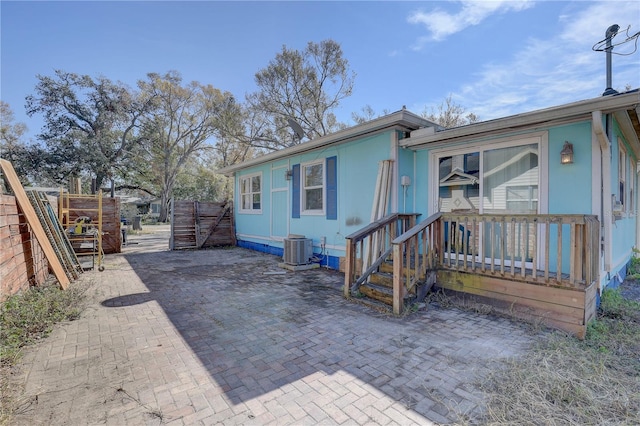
xmin=400 ymin=90 xmax=640 ymax=150
xmin=216 ymin=109 xmax=436 ymax=176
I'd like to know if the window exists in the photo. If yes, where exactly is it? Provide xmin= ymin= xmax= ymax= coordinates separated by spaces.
xmin=630 ymin=161 xmax=636 ymax=215
xmin=302 ymin=161 xmax=324 ymax=213
xmin=619 ymin=141 xmax=627 ymax=210
xmin=506 ymin=185 xmax=538 ymax=212
xmin=240 ymin=173 xmax=261 ymax=213
xmin=291 ymin=156 xmax=336 ymax=220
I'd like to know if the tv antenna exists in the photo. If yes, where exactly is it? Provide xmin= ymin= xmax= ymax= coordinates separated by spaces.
xmin=287 ymin=118 xmax=305 ymax=142
xmin=592 ymin=24 xmax=640 ymax=96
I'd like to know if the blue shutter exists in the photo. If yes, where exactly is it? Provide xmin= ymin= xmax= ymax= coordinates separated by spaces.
xmin=292 ymin=164 xmax=300 ymax=218
xmin=326 ymin=156 xmax=337 ymax=220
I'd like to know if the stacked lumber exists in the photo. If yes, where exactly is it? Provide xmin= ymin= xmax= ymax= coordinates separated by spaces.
xmin=0 ymin=159 xmax=72 ymax=289
xmin=26 ymin=191 xmax=82 ymax=281
xmin=170 ymin=199 xmax=235 ymax=250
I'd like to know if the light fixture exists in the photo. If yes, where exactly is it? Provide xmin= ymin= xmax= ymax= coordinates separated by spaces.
xmin=560 ymin=141 xmax=574 ymax=164
xmin=285 ymin=170 xmax=293 ymax=180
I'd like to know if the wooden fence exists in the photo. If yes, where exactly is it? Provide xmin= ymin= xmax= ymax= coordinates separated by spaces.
xmin=170 ymin=200 xmax=235 ymax=250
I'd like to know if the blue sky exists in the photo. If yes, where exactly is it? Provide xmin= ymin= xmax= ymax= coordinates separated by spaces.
xmin=2 ymin=1 xmax=639 ymax=142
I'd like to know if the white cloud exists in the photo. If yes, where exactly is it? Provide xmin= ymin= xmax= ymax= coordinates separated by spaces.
xmin=445 ymin=1 xmax=640 ymax=120
xmin=408 ymin=0 xmax=534 ymax=47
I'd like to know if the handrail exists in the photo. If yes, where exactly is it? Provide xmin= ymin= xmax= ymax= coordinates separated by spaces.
xmin=392 ymin=212 xmax=442 ymax=245
xmin=391 ymin=212 xmax=441 ymax=314
xmin=343 ymin=213 xmax=420 ymax=298
xmin=345 ymin=213 xmax=403 ymax=243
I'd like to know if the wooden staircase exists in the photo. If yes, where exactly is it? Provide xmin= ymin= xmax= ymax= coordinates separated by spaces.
xmin=344 ymin=213 xmax=441 ymax=314
xmin=358 ymin=261 xmax=437 ymax=309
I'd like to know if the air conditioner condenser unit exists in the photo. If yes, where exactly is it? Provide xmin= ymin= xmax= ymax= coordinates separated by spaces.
xmin=283 ymin=237 xmax=313 ymax=265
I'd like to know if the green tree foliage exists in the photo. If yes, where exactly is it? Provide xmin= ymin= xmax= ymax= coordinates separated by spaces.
xmin=25 ymin=70 xmax=153 ymax=190
xmin=137 ymin=71 xmax=239 ymax=221
xmin=0 ymin=101 xmax=46 ymax=186
xmin=246 ymin=39 xmax=355 ymax=150
xmin=172 ymin=152 xmax=229 ymax=202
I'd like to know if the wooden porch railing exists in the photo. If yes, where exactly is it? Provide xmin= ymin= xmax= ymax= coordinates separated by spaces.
xmin=345 ymin=212 xmax=600 ymax=316
xmin=440 ymin=213 xmax=599 ymax=288
xmin=343 ymin=213 xmax=420 ymax=298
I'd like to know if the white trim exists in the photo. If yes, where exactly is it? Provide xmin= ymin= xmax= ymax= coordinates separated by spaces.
xmin=300 ymin=159 xmax=326 ymax=216
xmin=238 ymin=172 xmax=263 ymax=214
xmin=271 ymin=164 xmax=289 ymax=190
xmin=428 ymin=132 xmax=548 ymax=216
xmin=592 ymin=110 xmax=612 ymax=272
xmin=391 ymin=131 xmax=398 ymax=213
xmin=592 ymin=129 xmax=602 ymax=217
xmin=429 ymin=132 xmax=547 ymax=270
xmin=619 ymin=138 xmax=627 ymax=212
xmin=270 ymin=161 xmax=289 ymax=239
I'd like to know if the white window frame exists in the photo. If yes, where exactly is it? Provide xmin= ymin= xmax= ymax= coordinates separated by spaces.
xmin=619 ymin=140 xmax=627 ymax=212
xmin=301 ymin=160 xmax=325 ymax=215
xmin=428 ymin=132 xmax=548 ymax=216
xmin=630 ymin=160 xmax=636 ymax=216
xmin=239 ymin=172 xmax=262 ymax=214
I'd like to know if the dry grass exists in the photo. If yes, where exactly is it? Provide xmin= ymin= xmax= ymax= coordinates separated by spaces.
xmin=0 ymin=280 xmax=88 ymax=425
xmin=477 ymin=288 xmax=640 ymax=425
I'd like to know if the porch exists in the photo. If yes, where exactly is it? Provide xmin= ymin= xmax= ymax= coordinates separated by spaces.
xmin=344 ymin=212 xmax=600 ymax=338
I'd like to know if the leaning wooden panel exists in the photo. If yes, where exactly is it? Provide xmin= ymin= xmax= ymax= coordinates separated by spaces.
xmin=0 ymin=159 xmax=70 ymax=289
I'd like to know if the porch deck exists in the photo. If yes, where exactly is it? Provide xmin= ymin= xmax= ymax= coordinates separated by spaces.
xmin=344 ymin=212 xmax=600 ymax=338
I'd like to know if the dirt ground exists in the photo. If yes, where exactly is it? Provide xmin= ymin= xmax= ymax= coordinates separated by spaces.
xmin=619 ymin=277 xmax=640 ymax=302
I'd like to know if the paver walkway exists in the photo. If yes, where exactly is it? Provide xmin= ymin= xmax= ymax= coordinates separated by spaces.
xmin=12 ymin=226 xmax=538 ymax=425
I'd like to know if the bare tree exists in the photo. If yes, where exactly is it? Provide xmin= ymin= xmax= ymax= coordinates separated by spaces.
xmin=420 ymin=95 xmax=479 ymax=128
xmin=246 ymin=39 xmax=355 ymax=150
xmin=138 ymin=71 xmax=239 ymax=221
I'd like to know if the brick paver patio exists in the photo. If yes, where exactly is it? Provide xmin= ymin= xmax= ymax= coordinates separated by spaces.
xmin=11 ymin=226 xmax=537 ymax=425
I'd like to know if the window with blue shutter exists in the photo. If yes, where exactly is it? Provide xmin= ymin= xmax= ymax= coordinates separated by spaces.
xmin=291 ymin=164 xmax=300 ymax=218
xmin=326 ymin=156 xmax=337 ymax=220
xmin=292 ymin=157 xmax=337 ymax=219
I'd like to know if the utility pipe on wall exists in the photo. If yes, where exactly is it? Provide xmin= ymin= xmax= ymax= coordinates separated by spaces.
xmin=592 ymin=110 xmax=612 ymax=272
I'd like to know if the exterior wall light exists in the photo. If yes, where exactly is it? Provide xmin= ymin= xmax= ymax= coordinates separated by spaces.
xmin=285 ymin=170 xmax=293 ymax=180
xmin=560 ymin=141 xmax=574 ymax=164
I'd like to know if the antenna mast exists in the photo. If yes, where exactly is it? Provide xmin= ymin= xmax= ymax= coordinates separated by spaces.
xmin=593 ymin=24 xmax=640 ymax=96
xmin=603 ymin=24 xmax=620 ymax=96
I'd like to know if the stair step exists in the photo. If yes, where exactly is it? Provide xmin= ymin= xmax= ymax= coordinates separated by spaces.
xmin=359 ymin=283 xmax=393 ymax=305
xmin=369 ymin=271 xmax=393 ymax=288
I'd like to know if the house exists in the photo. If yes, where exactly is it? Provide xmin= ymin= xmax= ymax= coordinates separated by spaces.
xmin=218 ymin=89 xmax=640 ymax=337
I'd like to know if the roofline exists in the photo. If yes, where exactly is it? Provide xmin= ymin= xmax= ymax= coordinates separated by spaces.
xmin=216 ymin=110 xmax=435 ymax=175
xmin=400 ymin=90 xmax=640 ymax=149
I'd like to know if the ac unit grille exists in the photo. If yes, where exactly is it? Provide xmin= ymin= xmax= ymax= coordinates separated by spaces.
xmin=283 ymin=238 xmax=313 ymax=265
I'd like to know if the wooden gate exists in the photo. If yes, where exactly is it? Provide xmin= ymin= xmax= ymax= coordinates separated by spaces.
xmin=170 ymin=199 xmax=236 ymax=250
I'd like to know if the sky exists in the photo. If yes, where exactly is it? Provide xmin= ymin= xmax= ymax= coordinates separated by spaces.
xmin=1 ymin=0 xmax=639 ymax=143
